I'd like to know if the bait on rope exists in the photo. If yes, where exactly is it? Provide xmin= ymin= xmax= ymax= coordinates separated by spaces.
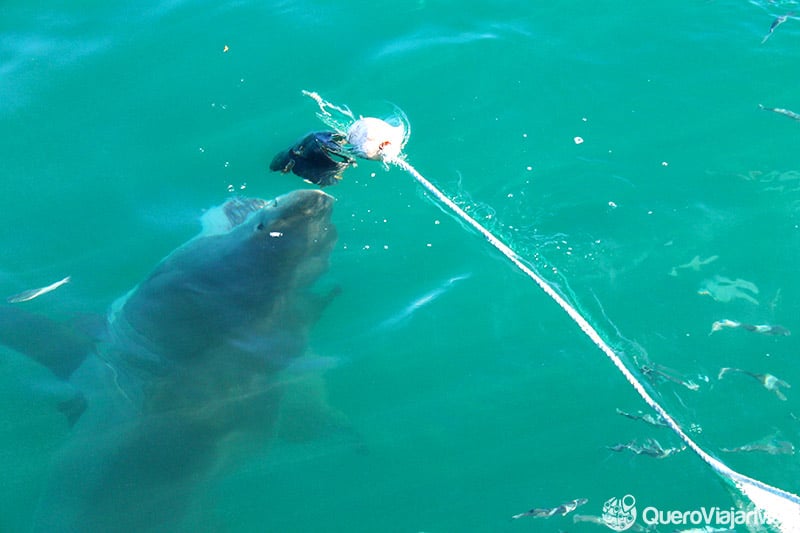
xmin=269 ymin=90 xmax=800 ymax=530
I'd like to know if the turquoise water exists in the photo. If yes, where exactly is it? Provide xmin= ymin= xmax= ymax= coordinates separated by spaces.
xmin=2 ymin=1 xmax=800 ymax=531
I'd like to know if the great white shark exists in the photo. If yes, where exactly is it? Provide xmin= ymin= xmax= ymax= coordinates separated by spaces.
xmin=3 ymin=189 xmax=340 ymax=532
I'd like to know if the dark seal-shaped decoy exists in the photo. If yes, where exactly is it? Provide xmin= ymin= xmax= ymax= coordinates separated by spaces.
xmin=270 ymin=130 xmax=355 ymax=187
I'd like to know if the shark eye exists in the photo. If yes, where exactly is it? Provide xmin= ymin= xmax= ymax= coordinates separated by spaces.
xmin=256 ymin=223 xmax=265 ymax=231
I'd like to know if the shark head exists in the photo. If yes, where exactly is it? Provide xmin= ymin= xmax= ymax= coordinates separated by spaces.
xmin=115 ymin=189 xmax=338 ymax=366
xmin=234 ymin=190 xmax=336 ymax=287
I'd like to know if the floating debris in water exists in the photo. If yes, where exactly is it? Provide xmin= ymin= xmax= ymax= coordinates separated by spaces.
xmin=615 ymin=408 xmax=668 ymax=427
xmin=758 ymin=103 xmax=800 ymax=121
xmin=718 ymin=367 xmax=790 ymax=401
xmin=668 ymin=254 xmax=718 ymax=277
xmin=7 ymin=275 xmax=71 ymax=303
xmin=512 ymin=497 xmax=588 ymax=519
xmin=607 ymin=438 xmax=685 ymax=459
xmin=709 ymin=319 xmax=790 ymax=336
xmin=698 ymin=276 xmax=759 ymax=305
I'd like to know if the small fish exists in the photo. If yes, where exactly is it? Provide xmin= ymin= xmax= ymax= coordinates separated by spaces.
xmin=573 ymin=514 xmax=604 ymax=525
xmin=721 ymin=434 xmax=795 ymax=455
xmin=7 ymin=275 xmax=71 ymax=303
xmin=512 ymin=498 xmax=588 ymax=519
xmin=759 ymin=103 xmax=800 ymax=121
xmin=709 ymin=319 xmax=790 ymax=336
xmin=607 ymin=438 xmax=684 ymax=459
xmin=721 ymin=441 xmax=795 ymax=455
xmin=718 ymin=367 xmax=790 ymax=400
xmin=641 ymin=364 xmax=700 ymax=391
xmin=376 ymin=273 xmax=470 ymax=330
xmin=698 ymin=275 xmax=759 ymax=305
xmin=573 ymin=514 xmax=650 ymax=532
xmin=769 ymin=288 xmax=782 ymax=314
xmin=615 ymin=408 xmax=668 ymax=427
xmin=761 ymin=12 xmax=793 ymax=44
xmin=668 ymin=254 xmax=718 ymax=277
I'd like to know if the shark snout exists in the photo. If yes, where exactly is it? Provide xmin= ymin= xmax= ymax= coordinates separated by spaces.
xmin=276 ymin=189 xmax=335 ymax=220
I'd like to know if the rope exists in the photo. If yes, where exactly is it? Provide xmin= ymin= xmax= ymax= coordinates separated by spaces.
xmin=391 ymin=157 xmax=800 ymax=522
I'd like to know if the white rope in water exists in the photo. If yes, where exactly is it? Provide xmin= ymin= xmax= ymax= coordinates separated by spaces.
xmin=390 ymin=157 xmax=800 ymax=527
xmin=298 ymin=90 xmax=800 ymax=527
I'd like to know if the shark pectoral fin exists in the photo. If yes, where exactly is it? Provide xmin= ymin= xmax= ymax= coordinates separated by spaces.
xmin=57 ymin=391 xmax=88 ymax=428
xmin=298 ymin=286 xmax=342 ymax=326
xmin=0 ymin=305 xmax=95 ymax=381
xmin=276 ymin=373 xmax=365 ymax=453
xmin=0 ymin=306 xmax=100 ymax=427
